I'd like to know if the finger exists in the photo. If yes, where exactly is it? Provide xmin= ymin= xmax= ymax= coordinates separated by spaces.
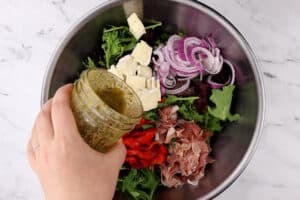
xmin=34 ymin=99 xmax=54 ymax=144
xmin=51 ymin=84 xmax=79 ymax=140
xmin=27 ymin=137 xmax=36 ymax=172
xmin=104 ymin=140 xmax=126 ymax=168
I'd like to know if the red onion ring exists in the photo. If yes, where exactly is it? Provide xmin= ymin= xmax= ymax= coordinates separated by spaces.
xmin=207 ymin=59 xmax=235 ymax=89
xmin=164 ymin=76 xmax=177 ymax=89
xmin=165 ymin=79 xmax=191 ymax=95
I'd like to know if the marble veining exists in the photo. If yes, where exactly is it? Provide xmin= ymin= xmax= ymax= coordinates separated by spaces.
xmin=0 ymin=0 xmax=299 ymax=199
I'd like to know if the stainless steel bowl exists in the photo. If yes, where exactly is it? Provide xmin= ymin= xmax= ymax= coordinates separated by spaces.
xmin=41 ymin=0 xmax=265 ymax=199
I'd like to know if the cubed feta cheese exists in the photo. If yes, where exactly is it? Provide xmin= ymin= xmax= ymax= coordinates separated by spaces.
xmin=137 ymin=89 xmax=159 ymax=111
xmin=127 ymin=13 xmax=146 ymax=40
xmin=131 ymin=40 xmax=152 ymax=66
xmin=108 ymin=65 xmax=124 ymax=80
xmin=146 ymin=77 xmax=160 ymax=89
xmin=116 ymin=55 xmax=138 ymax=77
xmin=126 ymin=76 xmax=146 ymax=90
xmin=137 ymin=65 xmax=152 ymax=78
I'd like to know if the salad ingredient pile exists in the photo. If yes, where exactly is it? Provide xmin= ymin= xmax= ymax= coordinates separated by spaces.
xmin=82 ymin=12 xmax=240 ymax=200
xmin=108 ymin=14 xmax=161 ymax=111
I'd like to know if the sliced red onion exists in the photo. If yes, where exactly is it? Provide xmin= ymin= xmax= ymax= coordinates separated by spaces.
xmin=178 ymin=72 xmax=199 ymax=81
xmin=152 ymin=34 xmax=229 ymax=94
xmin=190 ymin=46 xmax=223 ymax=74
xmin=165 ymin=79 xmax=191 ymax=95
xmin=207 ymin=59 xmax=235 ymax=89
xmin=167 ymin=35 xmax=181 ymax=52
xmin=159 ymin=61 xmax=170 ymax=74
xmin=206 ymin=36 xmax=217 ymax=49
xmin=153 ymin=47 xmax=164 ymax=65
xmin=183 ymin=37 xmax=202 ymax=57
xmin=170 ymin=65 xmax=199 ymax=76
xmin=177 ymin=38 xmax=186 ymax=61
xmin=190 ymin=46 xmax=213 ymax=73
xmin=174 ymin=53 xmax=190 ymax=66
xmin=164 ymin=76 xmax=177 ymax=89
xmin=224 ymin=59 xmax=235 ymax=84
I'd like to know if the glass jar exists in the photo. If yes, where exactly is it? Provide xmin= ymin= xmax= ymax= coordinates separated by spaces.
xmin=71 ymin=69 xmax=143 ymax=152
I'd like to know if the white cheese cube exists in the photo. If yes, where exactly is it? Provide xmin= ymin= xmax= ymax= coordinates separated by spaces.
xmin=127 ymin=12 xmax=146 ymax=40
xmin=146 ymin=77 xmax=160 ymax=89
xmin=131 ymin=41 xmax=153 ymax=66
xmin=126 ymin=76 xmax=146 ymax=90
xmin=116 ymin=55 xmax=138 ymax=77
xmin=108 ymin=65 xmax=124 ymax=80
xmin=152 ymin=88 xmax=161 ymax=102
xmin=146 ymin=78 xmax=152 ymax=89
xmin=137 ymin=89 xmax=159 ymax=111
xmin=137 ymin=65 xmax=152 ymax=78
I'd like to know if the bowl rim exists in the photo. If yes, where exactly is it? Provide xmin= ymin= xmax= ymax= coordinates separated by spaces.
xmin=41 ymin=0 xmax=265 ymax=199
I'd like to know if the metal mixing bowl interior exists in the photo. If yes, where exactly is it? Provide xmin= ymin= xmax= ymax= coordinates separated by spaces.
xmin=41 ymin=0 xmax=265 ymax=199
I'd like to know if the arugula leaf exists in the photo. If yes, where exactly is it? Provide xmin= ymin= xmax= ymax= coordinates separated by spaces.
xmin=141 ymin=124 xmax=154 ymax=130
xmin=158 ymin=95 xmax=199 ymax=108
xmin=143 ymin=110 xmax=159 ymax=122
xmin=117 ymin=168 xmax=160 ymax=200
xmin=140 ymin=169 xmax=160 ymax=200
xmin=204 ymin=112 xmax=222 ymax=132
xmin=178 ymin=101 xmax=203 ymax=123
xmin=208 ymin=85 xmax=240 ymax=122
xmin=82 ymin=57 xmax=97 ymax=69
xmin=101 ymin=26 xmax=137 ymax=68
xmin=145 ymin=21 xmax=162 ymax=30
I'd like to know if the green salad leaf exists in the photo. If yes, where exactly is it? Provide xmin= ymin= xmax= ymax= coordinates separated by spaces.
xmin=208 ymin=85 xmax=240 ymax=122
xmin=83 ymin=57 xmax=97 ymax=69
xmin=117 ymin=168 xmax=160 ymax=200
xmin=178 ymin=100 xmax=204 ymax=123
xmin=101 ymin=26 xmax=137 ymax=68
xmin=143 ymin=110 xmax=159 ymax=122
xmin=145 ymin=21 xmax=162 ymax=30
xmin=204 ymin=113 xmax=222 ymax=132
xmin=158 ymin=95 xmax=198 ymax=108
xmin=141 ymin=124 xmax=154 ymax=130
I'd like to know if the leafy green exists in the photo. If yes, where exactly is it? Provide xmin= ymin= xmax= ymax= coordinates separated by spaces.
xmin=158 ymin=95 xmax=198 ymax=108
xmin=145 ymin=21 xmax=162 ymax=30
xmin=204 ymin=113 xmax=222 ymax=132
xmin=82 ymin=57 xmax=97 ymax=69
xmin=141 ymin=124 xmax=154 ymax=130
xmin=101 ymin=26 xmax=137 ymax=68
xmin=208 ymin=85 xmax=240 ymax=122
xmin=143 ymin=110 xmax=159 ymax=122
xmin=100 ymin=21 xmax=163 ymax=69
xmin=178 ymin=100 xmax=204 ymax=123
xmin=117 ymin=168 xmax=160 ymax=200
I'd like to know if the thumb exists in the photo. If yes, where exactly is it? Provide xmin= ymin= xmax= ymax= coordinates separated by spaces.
xmin=104 ymin=140 xmax=126 ymax=168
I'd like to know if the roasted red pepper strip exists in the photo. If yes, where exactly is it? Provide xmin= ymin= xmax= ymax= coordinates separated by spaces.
xmin=122 ymin=137 xmax=141 ymax=149
xmin=127 ymin=149 xmax=156 ymax=160
xmin=150 ymin=145 xmax=167 ymax=165
xmin=123 ymin=123 xmax=167 ymax=169
xmin=123 ymin=128 xmax=156 ymax=145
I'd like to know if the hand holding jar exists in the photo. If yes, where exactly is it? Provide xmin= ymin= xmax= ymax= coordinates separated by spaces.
xmin=27 ymin=84 xmax=126 ymax=200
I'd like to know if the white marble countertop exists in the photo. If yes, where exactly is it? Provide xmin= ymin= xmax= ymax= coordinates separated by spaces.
xmin=0 ymin=0 xmax=299 ymax=199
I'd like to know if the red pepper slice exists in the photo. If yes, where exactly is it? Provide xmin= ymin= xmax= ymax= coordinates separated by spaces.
xmin=123 ymin=123 xmax=167 ymax=169
xmin=127 ymin=149 xmax=156 ymax=161
xmin=122 ymin=137 xmax=141 ymax=149
xmin=150 ymin=145 xmax=167 ymax=165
